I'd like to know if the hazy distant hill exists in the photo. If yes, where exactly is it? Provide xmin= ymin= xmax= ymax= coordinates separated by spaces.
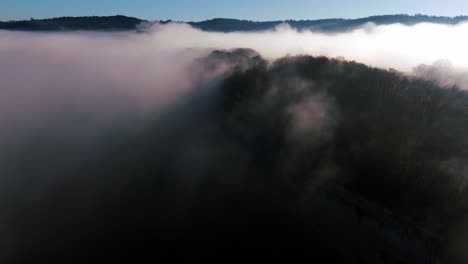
xmin=1 ymin=14 xmax=468 ymax=32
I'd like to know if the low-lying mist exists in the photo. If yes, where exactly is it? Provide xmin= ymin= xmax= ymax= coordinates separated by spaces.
xmin=1 ymin=22 xmax=468 ymax=263
xmin=143 ymin=21 xmax=468 ymax=72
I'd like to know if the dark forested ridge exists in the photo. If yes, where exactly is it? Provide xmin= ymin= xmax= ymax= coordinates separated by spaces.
xmin=1 ymin=14 xmax=468 ymax=32
xmin=0 ymin=15 xmax=145 ymax=31
xmin=189 ymin=14 xmax=468 ymax=32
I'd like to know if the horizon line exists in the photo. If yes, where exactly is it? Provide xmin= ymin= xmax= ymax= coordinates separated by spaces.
xmin=2 ymin=13 xmax=468 ymax=23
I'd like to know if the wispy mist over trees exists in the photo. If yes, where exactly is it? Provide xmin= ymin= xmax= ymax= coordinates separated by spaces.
xmin=219 ymin=52 xmax=468 ymax=236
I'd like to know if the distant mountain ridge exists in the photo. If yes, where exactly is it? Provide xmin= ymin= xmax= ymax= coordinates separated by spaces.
xmin=189 ymin=14 xmax=468 ymax=32
xmin=1 ymin=14 xmax=468 ymax=32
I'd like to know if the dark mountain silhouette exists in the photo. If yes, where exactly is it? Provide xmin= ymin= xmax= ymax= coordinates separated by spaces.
xmin=1 ymin=14 xmax=468 ymax=32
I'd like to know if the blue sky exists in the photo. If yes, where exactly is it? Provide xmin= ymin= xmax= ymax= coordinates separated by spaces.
xmin=2 ymin=0 xmax=468 ymax=21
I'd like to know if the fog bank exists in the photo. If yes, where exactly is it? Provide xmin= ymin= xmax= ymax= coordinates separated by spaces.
xmin=144 ymin=21 xmax=468 ymax=72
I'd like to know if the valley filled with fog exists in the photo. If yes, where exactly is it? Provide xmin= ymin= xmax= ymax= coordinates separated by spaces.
xmin=1 ymin=22 xmax=468 ymax=263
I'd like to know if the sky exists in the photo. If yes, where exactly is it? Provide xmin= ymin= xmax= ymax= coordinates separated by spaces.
xmin=1 ymin=0 xmax=468 ymax=21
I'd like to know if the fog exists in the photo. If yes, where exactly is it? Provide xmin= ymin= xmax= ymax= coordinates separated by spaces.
xmin=1 ymin=21 xmax=468 ymax=262
xmin=144 ymin=21 xmax=468 ymax=72
xmin=1 ymin=21 xmax=467 ymax=147
xmin=2 ymin=22 xmax=468 ymax=129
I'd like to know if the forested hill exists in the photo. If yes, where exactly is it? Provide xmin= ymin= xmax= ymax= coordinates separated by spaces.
xmin=0 ymin=15 xmax=145 ymax=31
xmin=189 ymin=14 xmax=468 ymax=32
xmin=1 ymin=14 xmax=468 ymax=32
